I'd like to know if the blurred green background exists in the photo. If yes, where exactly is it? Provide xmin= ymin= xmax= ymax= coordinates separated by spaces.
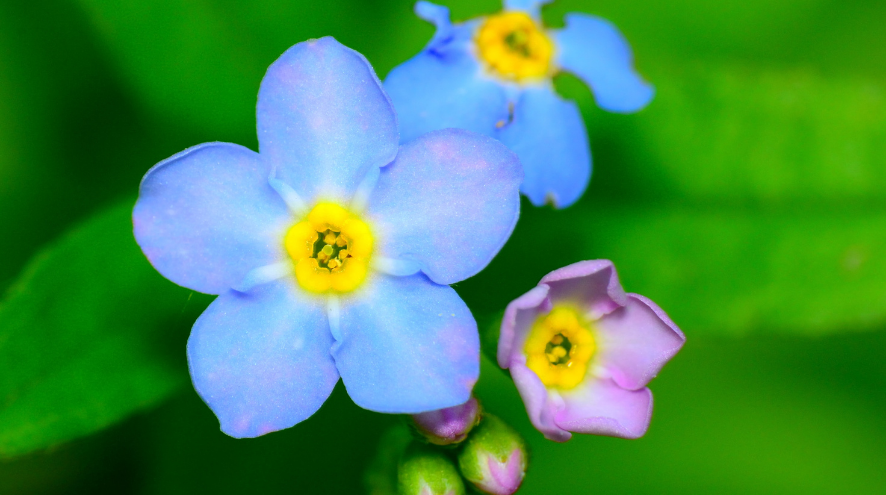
xmin=0 ymin=0 xmax=884 ymax=493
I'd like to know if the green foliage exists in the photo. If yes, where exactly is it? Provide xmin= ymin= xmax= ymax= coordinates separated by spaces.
xmin=399 ymin=443 xmax=466 ymax=495
xmin=474 ymin=330 xmax=886 ymax=494
xmin=365 ymin=425 xmax=414 ymax=495
xmin=0 ymin=202 xmax=208 ymax=458
xmin=463 ymin=199 xmax=886 ymax=338
xmin=456 ymin=413 xmax=526 ymax=491
xmin=578 ymin=65 xmax=886 ymax=203
xmin=459 ymin=65 xmax=886 ymax=337
xmin=0 ymin=0 xmax=885 ymax=491
xmin=140 ymin=384 xmax=398 ymax=495
xmin=73 ymin=0 xmax=419 ymax=140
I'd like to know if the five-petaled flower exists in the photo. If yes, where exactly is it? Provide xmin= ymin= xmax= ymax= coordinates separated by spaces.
xmin=133 ymin=37 xmax=522 ymax=438
xmin=497 ymin=260 xmax=684 ymax=441
xmin=385 ymin=0 xmax=653 ymax=208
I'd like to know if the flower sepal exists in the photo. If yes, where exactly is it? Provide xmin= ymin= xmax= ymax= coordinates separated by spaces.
xmin=457 ymin=413 xmax=527 ymax=495
xmin=399 ymin=442 xmax=467 ymax=495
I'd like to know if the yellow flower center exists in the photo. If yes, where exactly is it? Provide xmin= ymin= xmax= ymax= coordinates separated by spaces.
xmin=284 ymin=203 xmax=373 ymax=293
xmin=524 ymin=306 xmax=596 ymax=390
xmin=476 ymin=12 xmax=554 ymax=81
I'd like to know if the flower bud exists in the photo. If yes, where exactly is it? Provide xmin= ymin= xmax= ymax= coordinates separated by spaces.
xmin=411 ymin=397 xmax=480 ymax=445
xmin=457 ymin=414 xmax=527 ymax=495
xmin=398 ymin=442 xmax=466 ymax=495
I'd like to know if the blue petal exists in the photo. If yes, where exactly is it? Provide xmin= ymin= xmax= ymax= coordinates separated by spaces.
xmin=553 ymin=14 xmax=654 ymax=113
xmin=257 ymin=37 xmax=399 ymax=204
xmin=365 ymin=129 xmax=522 ymax=285
xmin=133 ymin=143 xmax=292 ymax=295
xmin=384 ymin=21 xmax=509 ymax=144
xmin=503 ymin=0 xmax=552 ymax=18
xmin=187 ymin=279 xmax=338 ymax=438
xmin=414 ymin=1 xmax=454 ymax=48
xmin=333 ymin=273 xmax=479 ymax=413
xmin=495 ymin=86 xmax=590 ymax=208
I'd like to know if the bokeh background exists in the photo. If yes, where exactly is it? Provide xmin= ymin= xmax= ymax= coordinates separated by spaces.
xmin=1 ymin=0 xmax=884 ymax=493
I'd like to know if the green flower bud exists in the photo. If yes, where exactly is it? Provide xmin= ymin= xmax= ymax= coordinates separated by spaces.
xmin=398 ymin=442 xmax=466 ymax=495
xmin=457 ymin=414 xmax=527 ymax=495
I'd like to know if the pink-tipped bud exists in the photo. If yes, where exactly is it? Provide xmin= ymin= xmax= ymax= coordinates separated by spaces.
xmin=411 ymin=397 xmax=480 ymax=446
xmin=457 ymin=414 xmax=527 ymax=495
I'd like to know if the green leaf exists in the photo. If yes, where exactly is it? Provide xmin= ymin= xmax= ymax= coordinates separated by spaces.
xmin=0 ymin=201 xmax=209 ymax=458
xmin=463 ymin=203 xmax=886 ymax=339
xmin=574 ymin=65 xmax=886 ymax=204
xmin=458 ymin=66 xmax=886 ymax=337
xmin=544 ymin=0 xmax=886 ymax=79
xmin=475 ymin=329 xmax=886 ymax=494
xmin=138 ymin=384 xmax=399 ymax=495
xmin=72 ymin=0 xmax=414 ymax=139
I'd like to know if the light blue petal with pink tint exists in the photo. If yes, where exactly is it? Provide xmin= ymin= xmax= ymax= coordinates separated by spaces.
xmin=495 ymin=86 xmax=590 ymax=208
xmin=414 ymin=1 xmax=454 ymax=48
xmin=133 ymin=142 xmax=291 ymax=295
xmin=384 ymin=7 xmax=508 ymax=144
xmin=333 ymin=273 xmax=479 ymax=413
xmin=257 ymin=37 xmax=398 ymax=204
xmin=187 ymin=279 xmax=338 ymax=438
xmin=365 ymin=129 xmax=522 ymax=285
xmin=554 ymin=13 xmax=654 ymax=113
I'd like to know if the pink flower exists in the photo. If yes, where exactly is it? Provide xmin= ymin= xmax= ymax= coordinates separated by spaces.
xmin=498 ymin=260 xmax=685 ymax=442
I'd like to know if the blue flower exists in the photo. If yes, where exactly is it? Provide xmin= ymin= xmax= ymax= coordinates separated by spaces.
xmin=132 ymin=37 xmax=522 ymax=438
xmin=384 ymin=0 xmax=653 ymax=208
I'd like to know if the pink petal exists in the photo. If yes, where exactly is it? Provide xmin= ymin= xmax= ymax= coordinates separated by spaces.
xmin=595 ymin=294 xmax=685 ymax=390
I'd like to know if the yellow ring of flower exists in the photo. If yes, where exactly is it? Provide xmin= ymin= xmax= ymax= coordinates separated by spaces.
xmin=476 ymin=12 xmax=554 ymax=81
xmin=284 ymin=202 xmax=373 ymax=294
xmin=524 ymin=305 xmax=596 ymax=390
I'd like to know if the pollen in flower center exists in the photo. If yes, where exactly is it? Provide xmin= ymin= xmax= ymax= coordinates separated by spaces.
xmin=544 ymin=333 xmax=573 ymax=365
xmin=284 ymin=203 xmax=373 ymax=293
xmin=311 ymin=229 xmax=349 ymax=270
xmin=524 ymin=306 xmax=595 ymax=390
xmin=476 ymin=12 xmax=553 ymax=80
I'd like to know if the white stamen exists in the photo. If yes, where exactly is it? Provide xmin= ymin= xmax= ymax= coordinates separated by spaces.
xmin=268 ymin=177 xmax=308 ymax=215
xmin=373 ymin=257 xmax=422 ymax=277
xmin=350 ymin=166 xmax=381 ymax=213
xmin=233 ymin=261 xmax=293 ymax=293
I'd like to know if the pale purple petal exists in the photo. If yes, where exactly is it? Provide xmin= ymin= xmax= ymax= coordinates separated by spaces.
xmin=594 ymin=294 xmax=686 ymax=390
xmin=556 ymin=378 xmax=653 ymax=439
xmin=540 ymin=260 xmax=628 ymax=319
xmin=497 ymin=285 xmax=549 ymax=368
xmin=509 ymin=363 xmax=571 ymax=442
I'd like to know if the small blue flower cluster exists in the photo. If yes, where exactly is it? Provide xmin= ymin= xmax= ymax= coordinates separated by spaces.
xmin=132 ymin=0 xmax=674 ymax=461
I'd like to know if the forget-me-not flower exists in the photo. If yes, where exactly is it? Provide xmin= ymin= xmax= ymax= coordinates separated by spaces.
xmin=385 ymin=0 xmax=653 ymax=208
xmin=498 ymin=260 xmax=684 ymax=441
xmin=133 ymin=37 xmax=522 ymax=438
